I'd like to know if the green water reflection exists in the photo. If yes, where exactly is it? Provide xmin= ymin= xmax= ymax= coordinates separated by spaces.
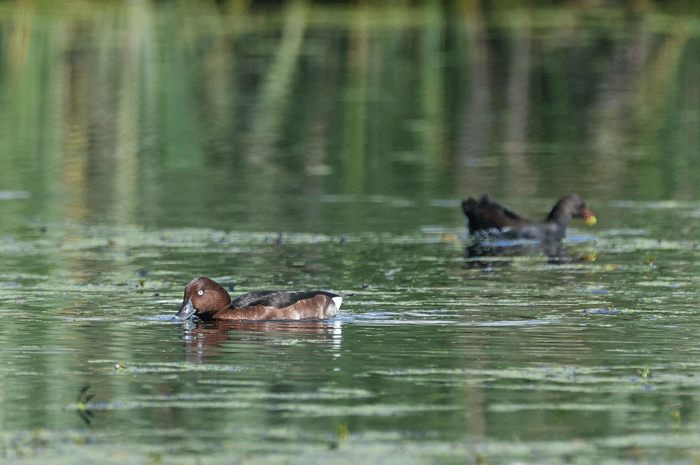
xmin=1 ymin=2 xmax=699 ymax=231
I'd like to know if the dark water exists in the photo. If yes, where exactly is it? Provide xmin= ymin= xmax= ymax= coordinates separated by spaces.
xmin=1 ymin=2 xmax=700 ymax=464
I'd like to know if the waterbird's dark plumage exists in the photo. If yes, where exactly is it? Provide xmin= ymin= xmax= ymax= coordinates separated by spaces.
xmin=462 ymin=193 xmax=596 ymax=241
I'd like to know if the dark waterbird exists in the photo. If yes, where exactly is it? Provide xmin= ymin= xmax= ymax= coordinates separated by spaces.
xmin=462 ymin=193 xmax=596 ymax=240
xmin=461 ymin=193 xmax=597 ymax=259
xmin=176 ymin=277 xmax=344 ymax=321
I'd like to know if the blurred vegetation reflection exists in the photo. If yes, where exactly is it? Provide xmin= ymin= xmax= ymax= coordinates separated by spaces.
xmin=2 ymin=0 xmax=699 ymax=228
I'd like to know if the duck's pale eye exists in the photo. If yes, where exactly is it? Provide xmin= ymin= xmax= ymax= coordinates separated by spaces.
xmin=197 ymin=290 xmax=204 ymax=296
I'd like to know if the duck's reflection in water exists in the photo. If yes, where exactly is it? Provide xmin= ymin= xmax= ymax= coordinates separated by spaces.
xmin=179 ymin=319 xmax=343 ymax=363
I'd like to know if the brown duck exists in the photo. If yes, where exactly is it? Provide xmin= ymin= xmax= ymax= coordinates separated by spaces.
xmin=176 ymin=277 xmax=344 ymax=321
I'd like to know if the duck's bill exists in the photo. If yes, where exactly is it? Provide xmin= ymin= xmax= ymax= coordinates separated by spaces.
xmin=176 ymin=299 xmax=196 ymax=319
xmin=583 ymin=208 xmax=597 ymax=226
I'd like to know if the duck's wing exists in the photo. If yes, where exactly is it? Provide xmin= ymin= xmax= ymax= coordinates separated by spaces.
xmin=231 ymin=290 xmax=341 ymax=310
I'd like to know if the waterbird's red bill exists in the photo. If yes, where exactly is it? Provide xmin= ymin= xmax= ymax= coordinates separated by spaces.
xmin=583 ymin=207 xmax=597 ymax=226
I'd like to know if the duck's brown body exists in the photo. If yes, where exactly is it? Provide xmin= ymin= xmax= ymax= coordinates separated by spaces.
xmin=176 ymin=277 xmax=343 ymax=321
xmin=462 ymin=193 xmax=596 ymax=240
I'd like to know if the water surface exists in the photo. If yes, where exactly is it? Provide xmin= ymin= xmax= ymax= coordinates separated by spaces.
xmin=1 ymin=194 xmax=700 ymax=464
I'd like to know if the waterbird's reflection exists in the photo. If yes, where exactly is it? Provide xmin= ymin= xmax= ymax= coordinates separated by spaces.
xmin=464 ymin=236 xmax=569 ymax=261
xmin=463 ymin=235 xmax=597 ymax=267
xmin=180 ymin=319 xmax=343 ymax=362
